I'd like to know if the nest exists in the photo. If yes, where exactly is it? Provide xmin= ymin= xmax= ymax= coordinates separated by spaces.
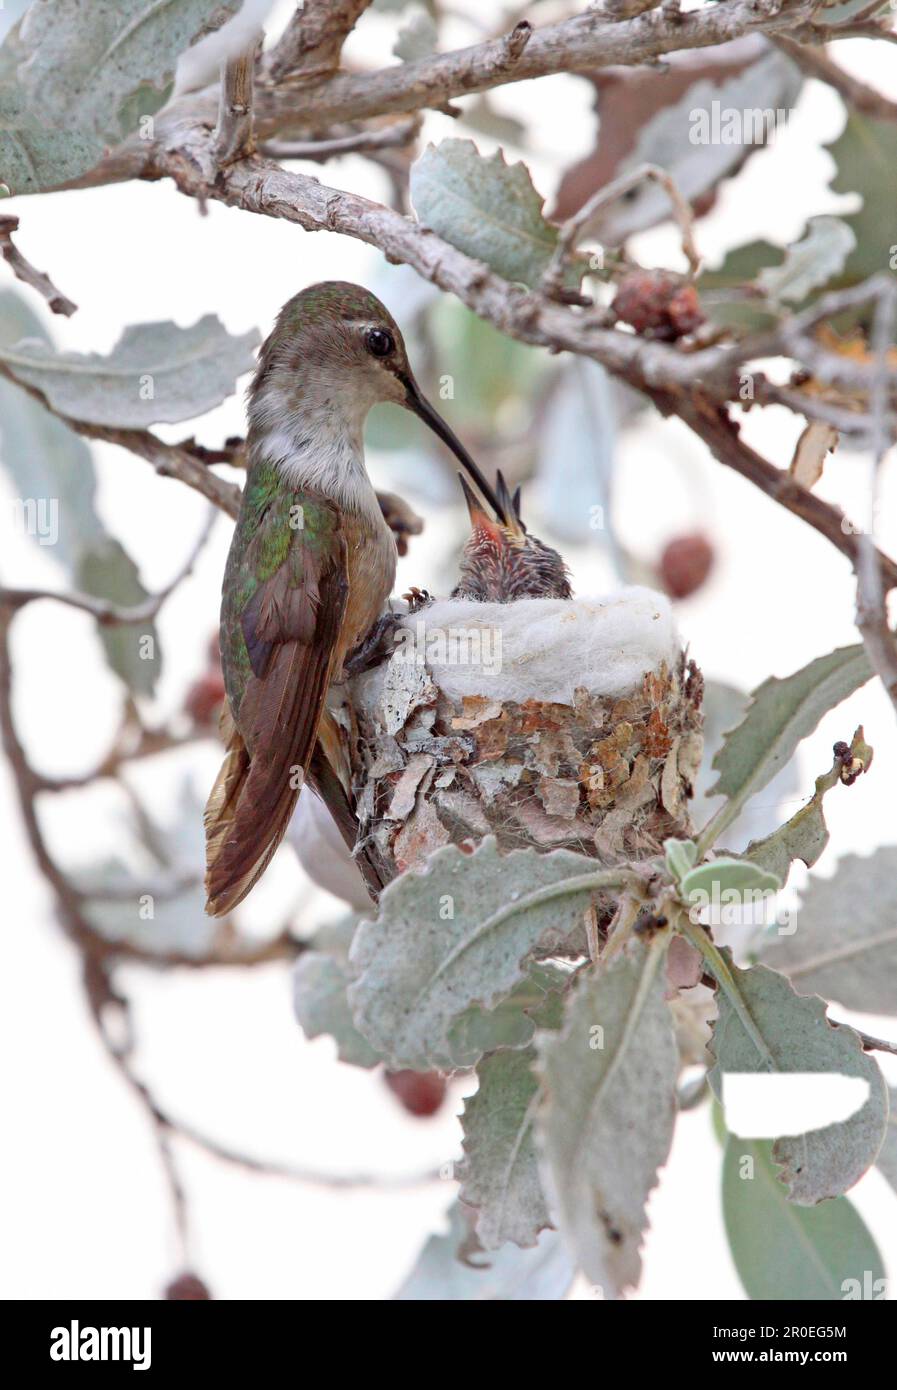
xmin=332 ymin=590 xmax=704 ymax=884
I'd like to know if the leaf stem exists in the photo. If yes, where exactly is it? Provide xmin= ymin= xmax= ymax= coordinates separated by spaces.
xmin=677 ymin=915 xmax=776 ymax=1069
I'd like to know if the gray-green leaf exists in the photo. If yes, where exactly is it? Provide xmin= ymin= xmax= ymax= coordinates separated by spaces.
xmin=759 ymin=848 xmax=897 ymax=1015
xmin=877 ymin=1088 xmax=897 ymax=1196
xmin=458 ymin=1048 xmax=550 ymax=1251
xmin=0 ymin=289 xmax=159 ymax=694
xmin=595 ymin=52 xmax=802 ymax=246
xmin=535 ymin=938 xmax=678 ymax=1297
xmin=393 ymin=9 xmax=437 ymax=62
xmin=394 ymin=1201 xmax=575 ymax=1301
xmin=76 ymin=537 xmax=159 ymax=696
xmin=445 ymin=963 xmax=569 ymax=1069
xmin=700 ymin=645 xmax=872 ymax=848
xmin=708 ymin=957 xmax=887 ymax=1204
xmin=348 ymin=837 xmax=617 ymax=1071
xmin=0 ymin=289 xmax=98 ymax=573
xmin=410 ymin=138 xmax=581 ymax=289
xmin=756 ymin=217 xmax=856 ymax=304
xmin=664 ymin=837 xmax=698 ymax=885
xmin=680 ymin=857 xmax=781 ymax=904
xmin=0 ymin=316 xmax=259 ymax=427
xmin=293 ymin=952 xmax=382 ymax=1069
xmin=722 ymin=1135 xmax=885 ymax=1300
xmin=0 ymin=1 xmax=240 ymax=193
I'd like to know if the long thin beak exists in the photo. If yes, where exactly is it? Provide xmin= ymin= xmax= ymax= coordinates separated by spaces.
xmin=402 ymin=374 xmax=504 ymax=521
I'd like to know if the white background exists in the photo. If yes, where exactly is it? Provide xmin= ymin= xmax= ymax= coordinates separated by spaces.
xmin=1 ymin=1 xmax=896 ymax=1300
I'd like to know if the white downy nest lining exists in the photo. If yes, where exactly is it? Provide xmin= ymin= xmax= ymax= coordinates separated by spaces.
xmin=360 ymin=588 xmax=682 ymax=710
xmin=337 ymin=586 xmax=704 ymax=878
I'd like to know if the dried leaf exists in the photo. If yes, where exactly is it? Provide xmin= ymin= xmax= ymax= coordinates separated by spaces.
xmin=789 ymin=421 xmax=839 ymax=491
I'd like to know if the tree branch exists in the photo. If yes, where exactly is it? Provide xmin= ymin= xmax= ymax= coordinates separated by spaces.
xmin=268 ymin=0 xmax=373 ymax=83
xmin=254 ymin=0 xmax=815 ymax=129
xmin=773 ymin=36 xmax=897 ymax=123
xmin=61 ymin=0 xmax=819 ymax=193
xmin=660 ymin=389 xmax=897 ymax=592
xmin=0 ymin=214 xmax=77 ymax=316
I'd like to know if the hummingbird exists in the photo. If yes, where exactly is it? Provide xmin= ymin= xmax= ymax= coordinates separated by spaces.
xmin=452 ymin=470 xmax=572 ymax=601
xmin=204 ymin=281 xmax=502 ymax=916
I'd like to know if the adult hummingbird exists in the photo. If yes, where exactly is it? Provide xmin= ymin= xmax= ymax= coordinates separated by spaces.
xmin=452 ymin=470 xmax=572 ymax=601
xmin=204 ymin=281 xmax=501 ymax=916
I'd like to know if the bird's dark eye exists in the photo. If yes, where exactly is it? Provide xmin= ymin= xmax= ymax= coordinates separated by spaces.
xmin=365 ymin=327 xmax=394 ymax=359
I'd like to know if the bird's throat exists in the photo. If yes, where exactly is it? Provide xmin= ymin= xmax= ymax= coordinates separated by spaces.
xmin=248 ymin=381 xmax=377 ymax=516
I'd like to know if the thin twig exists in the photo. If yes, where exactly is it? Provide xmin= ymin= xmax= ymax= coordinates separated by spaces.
xmin=856 ymin=1028 xmax=897 ymax=1058
xmin=0 ymin=214 xmax=77 ymax=316
xmin=773 ymin=36 xmax=897 ymax=123
xmin=260 ymin=115 xmax=421 ymax=162
xmin=543 ymin=162 xmax=701 ymax=298
xmin=158 ymin=1109 xmax=443 ymax=1189
xmin=0 ymin=506 xmax=218 ymax=624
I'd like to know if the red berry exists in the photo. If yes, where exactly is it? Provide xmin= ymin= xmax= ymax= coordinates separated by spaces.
xmin=612 ymin=271 xmax=704 ymax=341
xmin=384 ymin=1069 xmax=447 ymax=1118
xmin=184 ymin=672 xmax=225 ymax=725
xmin=165 ymin=1272 xmax=211 ymax=1300
xmin=659 ymin=533 xmax=715 ymax=599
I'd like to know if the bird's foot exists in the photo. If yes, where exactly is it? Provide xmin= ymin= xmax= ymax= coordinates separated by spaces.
xmin=403 ymin=585 xmax=434 ymax=615
xmin=343 ymin=609 xmax=403 ymax=678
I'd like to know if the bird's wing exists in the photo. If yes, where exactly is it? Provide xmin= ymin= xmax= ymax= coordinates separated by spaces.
xmin=205 ymin=493 xmax=349 ymax=916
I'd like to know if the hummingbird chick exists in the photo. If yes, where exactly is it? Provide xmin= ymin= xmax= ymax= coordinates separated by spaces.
xmin=452 ymin=470 xmax=572 ymax=602
xmin=204 ymin=282 xmax=501 ymax=916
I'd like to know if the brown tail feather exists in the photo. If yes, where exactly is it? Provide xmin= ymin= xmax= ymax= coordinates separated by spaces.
xmin=204 ymin=640 xmax=337 ymax=915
